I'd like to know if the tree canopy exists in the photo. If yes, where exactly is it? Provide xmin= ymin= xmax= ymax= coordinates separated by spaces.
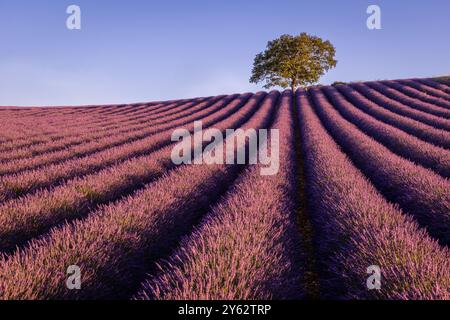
xmin=250 ymin=33 xmax=337 ymax=92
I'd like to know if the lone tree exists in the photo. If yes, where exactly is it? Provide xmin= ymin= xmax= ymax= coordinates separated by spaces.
xmin=250 ymin=33 xmax=337 ymax=93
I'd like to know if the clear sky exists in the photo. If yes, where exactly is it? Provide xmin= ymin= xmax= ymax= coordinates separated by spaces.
xmin=0 ymin=0 xmax=449 ymax=106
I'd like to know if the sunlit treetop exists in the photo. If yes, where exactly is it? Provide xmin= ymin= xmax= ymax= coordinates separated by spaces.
xmin=250 ymin=33 xmax=337 ymax=91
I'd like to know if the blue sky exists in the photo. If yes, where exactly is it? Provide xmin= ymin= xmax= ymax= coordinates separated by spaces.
xmin=0 ymin=0 xmax=449 ymax=106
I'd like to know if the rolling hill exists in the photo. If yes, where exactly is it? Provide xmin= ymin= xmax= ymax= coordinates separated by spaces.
xmin=0 ymin=77 xmax=448 ymax=300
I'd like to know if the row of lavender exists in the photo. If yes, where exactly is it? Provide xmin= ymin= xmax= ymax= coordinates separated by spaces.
xmin=133 ymin=79 xmax=450 ymax=300
xmin=0 ymin=78 xmax=448 ymax=300
xmin=297 ymin=89 xmax=449 ymax=299
xmin=309 ymin=87 xmax=450 ymax=244
xmin=0 ymin=89 xmax=280 ymax=299
xmin=0 ymin=78 xmax=447 ymax=199
xmin=1 ymin=78 xmax=447 ymax=166
xmin=0 ymin=99 xmax=167 ymax=142
xmin=136 ymin=91 xmax=305 ymax=300
xmin=0 ymin=92 xmax=267 ymax=253
xmin=0 ymin=98 xmax=204 ymax=160
xmin=0 ymin=96 xmax=225 ymax=175
xmin=0 ymin=96 xmax=214 ymax=152
xmin=0 ymin=95 xmax=246 ymax=201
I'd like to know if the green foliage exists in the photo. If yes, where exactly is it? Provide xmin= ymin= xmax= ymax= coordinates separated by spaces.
xmin=332 ymin=81 xmax=347 ymax=86
xmin=250 ymin=33 xmax=337 ymax=91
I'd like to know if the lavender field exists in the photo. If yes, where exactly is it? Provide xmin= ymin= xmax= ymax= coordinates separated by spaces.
xmin=0 ymin=78 xmax=448 ymax=300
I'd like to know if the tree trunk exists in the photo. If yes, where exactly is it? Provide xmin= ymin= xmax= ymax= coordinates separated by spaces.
xmin=291 ymin=80 xmax=297 ymax=109
xmin=291 ymin=79 xmax=296 ymax=96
